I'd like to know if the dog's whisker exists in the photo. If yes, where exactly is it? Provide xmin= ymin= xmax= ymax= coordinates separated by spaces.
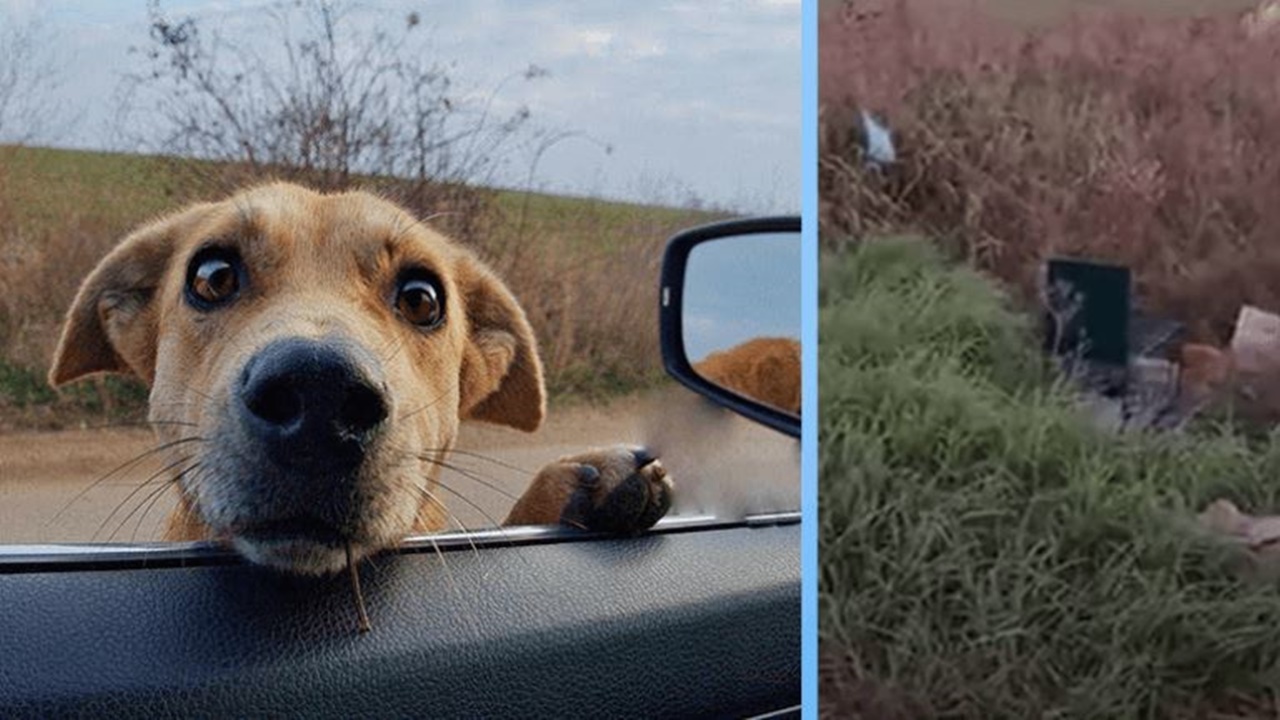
xmin=132 ymin=462 xmax=202 ymax=542
xmin=412 ymin=483 xmax=481 ymax=538
xmin=382 ymin=333 xmax=413 ymax=366
xmin=424 ymin=480 xmax=511 ymax=532
xmin=386 ymin=438 xmax=527 ymax=541
xmin=144 ymin=419 xmax=201 ymax=428
xmin=184 ymin=386 xmax=216 ymax=403
xmin=414 ymin=485 xmax=487 ymax=562
xmin=420 ymin=533 xmax=456 ymax=584
xmin=420 ymin=446 xmax=534 ymax=477
xmin=153 ymin=379 xmax=217 ymax=404
xmin=129 ymin=485 xmax=171 ymax=544
xmin=125 ymin=483 xmax=169 ymax=543
xmin=143 ymin=400 xmax=203 ymax=410
xmin=44 ymin=437 xmax=205 ymax=533
xmin=395 ymin=384 xmax=457 ymax=424
xmin=416 ymin=531 xmax=485 ymax=636
xmin=116 ymin=463 xmax=196 ymax=543
xmin=416 ymin=455 xmax=521 ymax=502
xmin=404 ymin=531 xmax=468 ymax=615
xmin=374 ymin=328 xmax=405 ymax=360
xmin=416 ymin=483 xmax=535 ymax=572
xmin=97 ymin=458 xmax=194 ymax=543
xmin=360 ymin=553 xmax=384 ymax=575
xmin=94 ymin=454 xmax=195 ymax=542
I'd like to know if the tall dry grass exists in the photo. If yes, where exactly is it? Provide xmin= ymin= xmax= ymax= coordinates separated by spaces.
xmin=0 ymin=151 xmax=155 ymax=427
xmin=479 ymin=188 xmax=710 ymax=401
xmin=0 ymin=163 xmax=122 ymax=370
xmin=821 ymin=0 xmax=1280 ymax=343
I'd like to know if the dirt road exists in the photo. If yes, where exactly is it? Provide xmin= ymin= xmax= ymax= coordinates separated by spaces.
xmin=0 ymin=392 xmax=798 ymax=544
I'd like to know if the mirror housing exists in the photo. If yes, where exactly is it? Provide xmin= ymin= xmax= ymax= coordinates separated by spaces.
xmin=659 ymin=216 xmax=801 ymax=438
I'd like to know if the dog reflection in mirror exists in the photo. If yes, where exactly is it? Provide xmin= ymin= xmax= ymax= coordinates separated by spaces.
xmin=50 ymin=183 xmax=672 ymax=575
xmin=694 ymin=336 xmax=801 ymax=416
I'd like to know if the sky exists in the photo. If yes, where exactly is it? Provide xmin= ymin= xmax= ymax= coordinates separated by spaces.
xmin=0 ymin=0 xmax=800 ymax=213
xmin=682 ymin=230 xmax=801 ymax=362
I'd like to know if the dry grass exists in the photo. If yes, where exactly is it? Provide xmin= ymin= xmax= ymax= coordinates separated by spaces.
xmin=0 ymin=146 xmax=715 ymax=429
xmin=821 ymin=0 xmax=1280 ymax=344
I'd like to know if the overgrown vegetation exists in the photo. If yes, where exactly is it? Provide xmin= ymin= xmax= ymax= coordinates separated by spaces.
xmin=821 ymin=0 xmax=1280 ymax=343
xmin=820 ymin=237 xmax=1280 ymax=718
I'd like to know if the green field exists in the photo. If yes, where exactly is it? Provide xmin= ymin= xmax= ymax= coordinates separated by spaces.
xmin=0 ymin=145 xmax=710 ymax=250
xmin=0 ymin=145 xmax=718 ymax=429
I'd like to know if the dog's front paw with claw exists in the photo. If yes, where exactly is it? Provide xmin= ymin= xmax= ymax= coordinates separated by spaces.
xmin=505 ymin=445 xmax=674 ymax=534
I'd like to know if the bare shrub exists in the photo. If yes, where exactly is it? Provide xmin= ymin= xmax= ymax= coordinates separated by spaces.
xmin=821 ymin=0 xmax=1280 ymax=343
xmin=476 ymin=201 xmax=716 ymax=400
xmin=118 ymin=0 xmax=544 ymax=241
xmin=0 ymin=13 xmax=69 ymax=144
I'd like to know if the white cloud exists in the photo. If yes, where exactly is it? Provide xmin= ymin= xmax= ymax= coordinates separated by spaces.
xmin=568 ymin=27 xmax=615 ymax=57
xmin=548 ymin=25 xmax=668 ymax=60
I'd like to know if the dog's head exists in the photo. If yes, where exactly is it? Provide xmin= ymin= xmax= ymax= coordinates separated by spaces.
xmin=49 ymin=183 xmax=544 ymax=574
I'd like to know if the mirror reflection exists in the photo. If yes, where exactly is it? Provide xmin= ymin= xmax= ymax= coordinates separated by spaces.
xmin=683 ymin=231 xmax=802 ymax=417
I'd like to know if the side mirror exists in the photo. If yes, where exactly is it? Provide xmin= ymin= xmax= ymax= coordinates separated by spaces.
xmin=659 ymin=216 xmax=801 ymax=438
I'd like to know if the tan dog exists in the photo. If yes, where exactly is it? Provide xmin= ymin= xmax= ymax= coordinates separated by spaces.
xmin=49 ymin=183 xmax=672 ymax=575
xmin=693 ymin=337 xmax=801 ymax=416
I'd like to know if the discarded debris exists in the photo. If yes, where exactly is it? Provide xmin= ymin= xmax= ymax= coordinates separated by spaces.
xmin=859 ymin=110 xmax=895 ymax=170
xmin=1173 ymin=306 xmax=1280 ymax=426
xmin=1199 ymin=499 xmax=1280 ymax=548
xmin=1198 ymin=499 xmax=1280 ymax=578
xmin=1040 ymin=257 xmax=1189 ymax=431
xmin=1242 ymin=0 xmax=1280 ymax=37
xmin=1230 ymin=305 xmax=1280 ymax=375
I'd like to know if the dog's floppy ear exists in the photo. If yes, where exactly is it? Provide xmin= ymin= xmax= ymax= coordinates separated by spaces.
xmin=48 ymin=205 xmax=211 ymax=387
xmin=455 ymin=251 xmax=546 ymax=432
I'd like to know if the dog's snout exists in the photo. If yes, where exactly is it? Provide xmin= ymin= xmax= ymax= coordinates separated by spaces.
xmin=239 ymin=338 xmax=388 ymax=466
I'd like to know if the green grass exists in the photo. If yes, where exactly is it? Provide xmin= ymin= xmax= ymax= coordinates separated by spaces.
xmin=820 ymin=237 xmax=1280 ymax=718
xmin=0 ymin=358 xmax=148 ymax=429
xmin=0 ymin=145 xmax=718 ymax=247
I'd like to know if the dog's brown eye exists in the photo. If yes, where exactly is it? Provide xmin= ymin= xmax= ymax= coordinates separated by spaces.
xmin=396 ymin=277 xmax=444 ymax=328
xmin=185 ymin=248 xmax=244 ymax=309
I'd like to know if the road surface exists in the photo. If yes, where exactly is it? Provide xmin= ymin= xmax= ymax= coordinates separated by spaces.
xmin=0 ymin=392 xmax=798 ymax=544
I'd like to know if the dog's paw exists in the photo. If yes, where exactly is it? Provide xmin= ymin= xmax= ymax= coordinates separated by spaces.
xmin=556 ymin=445 xmax=674 ymax=535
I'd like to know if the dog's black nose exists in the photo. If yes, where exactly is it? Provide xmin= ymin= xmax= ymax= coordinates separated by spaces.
xmin=239 ymin=338 xmax=388 ymax=468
